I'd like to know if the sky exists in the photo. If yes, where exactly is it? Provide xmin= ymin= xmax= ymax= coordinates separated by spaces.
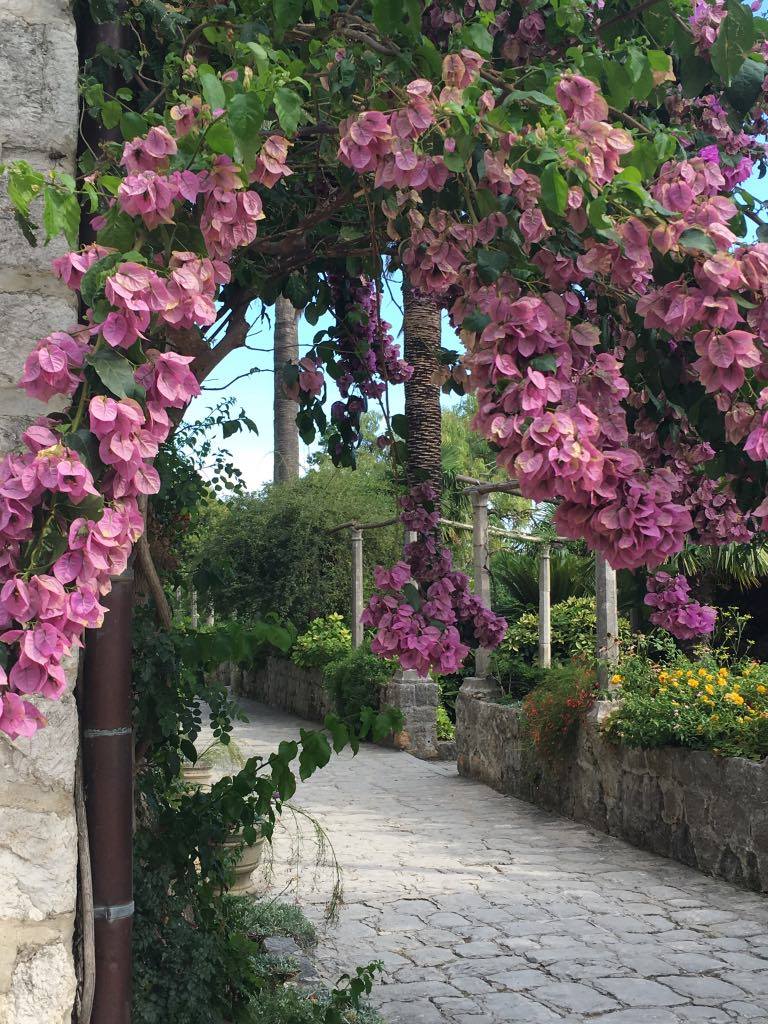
xmin=185 ymin=271 xmax=464 ymax=490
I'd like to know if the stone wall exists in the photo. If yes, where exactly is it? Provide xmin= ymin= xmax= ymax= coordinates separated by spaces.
xmin=0 ymin=1 xmax=80 ymax=1021
xmin=457 ymin=694 xmax=768 ymax=893
xmin=233 ymin=658 xmax=440 ymax=759
xmin=234 ymin=657 xmax=335 ymax=723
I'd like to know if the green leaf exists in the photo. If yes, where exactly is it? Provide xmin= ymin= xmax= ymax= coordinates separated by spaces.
xmin=205 ymin=121 xmax=235 ymax=156
xmin=200 ymin=73 xmax=226 ymax=111
xmin=711 ymin=0 xmax=755 ymax=85
xmin=476 ymin=248 xmax=509 ymax=284
xmin=622 ymin=138 xmax=660 ymax=179
xmin=43 ymin=188 xmax=80 ymax=247
xmin=462 ymin=311 xmax=490 ymax=333
xmin=101 ymin=100 xmax=122 ymax=129
xmin=274 ymin=87 xmax=302 ymax=136
xmin=530 ymin=354 xmax=557 ymax=373
xmin=679 ymin=228 xmax=717 ymax=254
xmin=96 ymin=208 xmax=136 ymax=251
xmin=391 ymin=413 xmax=409 ymax=439
xmin=228 ymin=92 xmax=264 ymax=172
xmin=7 ymin=161 xmax=45 ymax=218
xmin=540 ymin=164 xmax=568 ymax=216
xmin=604 ymin=60 xmax=634 ymax=111
xmin=372 ymin=0 xmax=421 ymax=37
xmin=724 ymin=56 xmax=766 ymax=112
xmin=273 ymin=0 xmax=304 ymax=37
xmin=298 ymin=729 xmax=331 ymax=780
xmin=120 ymin=110 xmax=147 ymax=140
xmin=626 ymin=47 xmax=654 ymax=100
xmin=80 ymin=252 xmax=123 ymax=307
xmin=86 ymin=347 xmax=143 ymax=400
xmin=587 ymin=197 xmax=611 ymax=230
xmin=502 ymin=89 xmax=556 ymax=107
xmin=462 ymin=22 xmax=493 ymax=56
xmin=678 ymin=49 xmax=713 ymax=98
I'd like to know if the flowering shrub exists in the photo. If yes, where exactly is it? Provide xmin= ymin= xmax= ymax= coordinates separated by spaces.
xmin=292 ymin=615 xmax=352 ymax=670
xmin=362 ymin=484 xmax=507 ymax=676
xmin=497 ymin=596 xmax=631 ymax=666
xmin=645 ymin=573 xmax=717 ymax=640
xmin=521 ymin=663 xmax=599 ymax=762
xmin=6 ymin=0 xmax=768 ymax=735
xmin=603 ymin=656 xmax=768 ymax=760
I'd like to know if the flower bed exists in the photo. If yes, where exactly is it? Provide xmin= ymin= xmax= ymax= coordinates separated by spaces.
xmin=456 ymin=691 xmax=768 ymax=892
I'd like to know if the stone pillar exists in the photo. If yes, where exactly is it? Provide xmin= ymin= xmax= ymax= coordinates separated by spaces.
xmin=0 ymin=1 xmax=80 ymax=1019
xmin=596 ymin=555 xmax=620 ymax=686
xmin=350 ymin=528 xmax=363 ymax=649
xmin=459 ymin=490 xmax=500 ymax=701
xmin=190 ymin=590 xmax=199 ymax=629
xmin=383 ymin=670 xmax=439 ymax=760
xmin=538 ymin=543 xmax=551 ymax=669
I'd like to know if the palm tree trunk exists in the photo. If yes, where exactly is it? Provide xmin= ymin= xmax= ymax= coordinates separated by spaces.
xmin=402 ymin=274 xmax=442 ymax=499
xmin=273 ymin=295 xmax=301 ymax=483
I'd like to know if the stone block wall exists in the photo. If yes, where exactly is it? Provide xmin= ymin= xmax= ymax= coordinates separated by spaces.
xmin=233 ymin=658 xmax=440 ymax=759
xmin=234 ymin=657 xmax=335 ymax=723
xmin=457 ymin=695 xmax=768 ymax=893
xmin=0 ymin=1 xmax=80 ymax=1021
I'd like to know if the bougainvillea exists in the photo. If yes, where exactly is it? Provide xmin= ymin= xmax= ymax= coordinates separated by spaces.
xmin=5 ymin=0 xmax=768 ymax=732
xmin=644 ymin=572 xmax=718 ymax=640
xmin=362 ymin=484 xmax=507 ymax=674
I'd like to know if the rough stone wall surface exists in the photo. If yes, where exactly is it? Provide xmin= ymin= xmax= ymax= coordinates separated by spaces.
xmin=456 ymin=695 xmax=768 ymax=893
xmin=0 ymin=1 xmax=79 ymax=1020
xmin=234 ymin=658 xmax=335 ymax=723
xmin=233 ymin=660 xmax=440 ymax=758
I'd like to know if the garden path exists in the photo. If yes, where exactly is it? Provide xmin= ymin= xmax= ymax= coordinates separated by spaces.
xmin=229 ymin=699 xmax=768 ymax=1024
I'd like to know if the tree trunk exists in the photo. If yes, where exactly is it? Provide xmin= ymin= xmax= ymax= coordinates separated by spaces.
xmin=402 ymin=275 xmax=442 ymax=499
xmin=273 ymin=295 xmax=301 ymax=483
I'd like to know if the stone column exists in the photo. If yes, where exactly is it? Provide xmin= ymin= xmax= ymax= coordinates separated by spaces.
xmin=538 ymin=543 xmax=551 ymax=669
xmin=596 ymin=555 xmax=620 ymax=686
xmin=0 ymin=0 xmax=80 ymax=1020
xmin=383 ymin=670 xmax=440 ymax=760
xmin=459 ymin=490 xmax=500 ymax=700
xmin=350 ymin=528 xmax=363 ymax=649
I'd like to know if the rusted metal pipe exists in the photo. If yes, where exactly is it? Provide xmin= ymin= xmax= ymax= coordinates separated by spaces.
xmin=82 ymin=566 xmax=135 ymax=1024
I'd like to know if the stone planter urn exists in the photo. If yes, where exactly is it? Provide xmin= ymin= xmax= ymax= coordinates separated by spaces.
xmin=218 ymin=830 xmax=267 ymax=894
xmin=181 ymin=762 xmax=214 ymax=789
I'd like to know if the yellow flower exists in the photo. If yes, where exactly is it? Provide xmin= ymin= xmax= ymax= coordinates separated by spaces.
xmin=698 ymin=668 xmax=707 ymax=677
xmin=718 ymin=667 xmax=728 ymax=676
xmin=659 ymin=671 xmax=668 ymax=682
xmin=611 ymin=674 xmax=622 ymax=684
xmin=724 ymin=691 xmax=745 ymax=706
xmin=687 ymin=678 xmax=699 ymax=688
xmin=705 ymin=683 xmax=715 ymax=695
xmin=757 ymin=684 xmax=767 ymax=695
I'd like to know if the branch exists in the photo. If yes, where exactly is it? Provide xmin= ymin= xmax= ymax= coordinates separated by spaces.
xmin=136 ymin=496 xmax=174 ymax=631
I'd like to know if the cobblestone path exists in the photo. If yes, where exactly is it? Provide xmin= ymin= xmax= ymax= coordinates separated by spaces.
xmin=232 ymin=700 xmax=768 ymax=1024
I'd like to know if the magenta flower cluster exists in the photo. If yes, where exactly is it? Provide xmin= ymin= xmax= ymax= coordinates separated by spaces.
xmin=644 ymin=573 xmax=717 ymax=641
xmin=0 ymin=122 xmax=292 ymax=738
xmin=362 ymin=485 xmax=507 ymax=676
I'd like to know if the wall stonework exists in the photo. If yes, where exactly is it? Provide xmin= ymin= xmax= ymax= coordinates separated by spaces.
xmin=0 ymin=0 xmax=80 ymax=1020
xmin=457 ymin=695 xmax=768 ymax=893
xmin=233 ymin=659 xmax=439 ymax=758
xmin=234 ymin=658 xmax=335 ymax=723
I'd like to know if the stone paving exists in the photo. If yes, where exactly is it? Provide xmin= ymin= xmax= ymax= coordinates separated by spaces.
xmin=229 ymin=700 xmax=768 ymax=1024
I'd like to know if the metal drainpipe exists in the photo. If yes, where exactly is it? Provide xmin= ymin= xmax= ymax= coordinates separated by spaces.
xmin=82 ymin=566 xmax=135 ymax=1024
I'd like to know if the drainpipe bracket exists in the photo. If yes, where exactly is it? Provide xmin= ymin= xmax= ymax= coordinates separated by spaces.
xmin=93 ymin=901 xmax=134 ymax=922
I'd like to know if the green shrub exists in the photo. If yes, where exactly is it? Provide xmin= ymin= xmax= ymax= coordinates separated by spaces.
xmin=500 ymin=596 xmax=631 ymax=666
xmin=490 ymin=651 xmax=548 ymax=700
xmin=293 ymin=614 xmax=352 ymax=670
xmin=603 ymin=655 xmax=768 ymax=760
xmin=323 ymin=644 xmax=393 ymax=726
xmin=520 ymin=662 xmax=598 ymax=761
xmin=436 ymin=705 xmax=455 ymax=741
xmin=248 ymin=983 xmax=386 ymax=1024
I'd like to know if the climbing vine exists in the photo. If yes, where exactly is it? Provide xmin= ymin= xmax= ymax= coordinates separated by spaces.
xmin=3 ymin=0 xmax=768 ymax=735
